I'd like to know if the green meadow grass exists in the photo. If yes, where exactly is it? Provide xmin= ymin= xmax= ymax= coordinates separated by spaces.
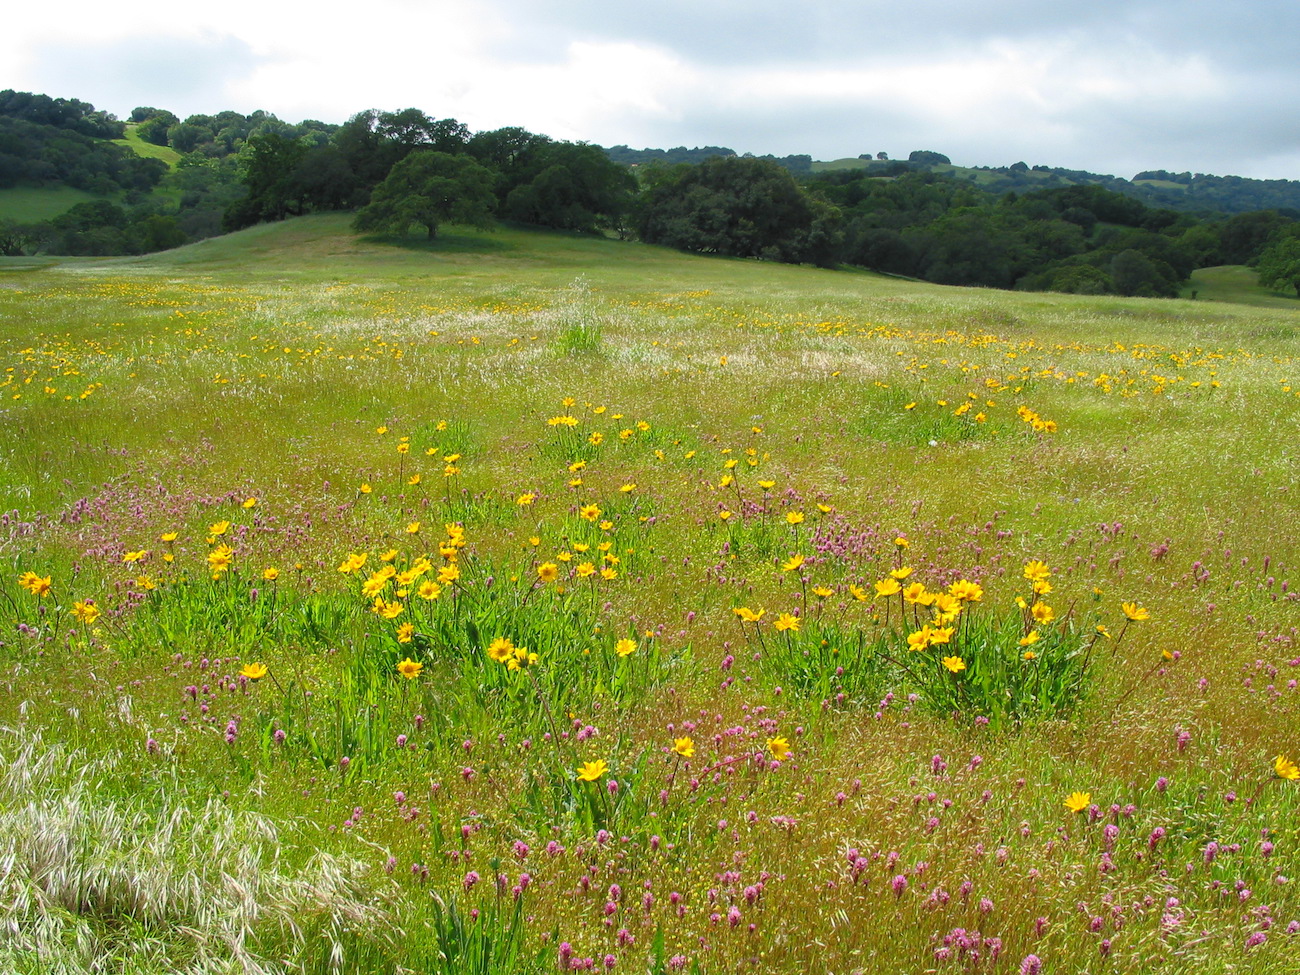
xmin=4 ymin=217 xmax=1300 ymax=972
xmin=113 ymin=124 xmax=183 ymax=167
xmin=0 ymin=184 xmax=102 ymax=222
xmin=810 ymin=157 xmax=875 ymax=172
xmin=1186 ymin=264 xmax=1300 ymax=308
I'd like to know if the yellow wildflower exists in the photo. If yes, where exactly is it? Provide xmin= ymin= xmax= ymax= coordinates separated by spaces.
xmin=372 ymin=597 xmax=404 ymax=619
xmin=338 ymin=553 xmax=368 ymax=574
xmin=773 ymin=613 xmax=800 ymax=632
xmin=1121 ymin=602 xmax=1150 ymax=621
xmin=907 ymin=627 xmax=933 ymax=651
xmin=1023 ymin=560 xmax=1051 ymax=582
xmin=487 ymin=638 xmax=515 ymax=663
xmin=872 ymin=579 xmax=900 ymax=599
xmin=1064 ymin=791 xmax=1091 ymax=814
xmin=73 ymin=601 xmax=101 ymax=625
xmin=902 ymin=582 xmax=929 ymax=605
xmin=948 ymin=579 xmax=983 ymax=602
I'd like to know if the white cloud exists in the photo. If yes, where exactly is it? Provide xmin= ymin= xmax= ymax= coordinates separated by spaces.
xmin=3 ymin=0 xmax=1299 ymax=178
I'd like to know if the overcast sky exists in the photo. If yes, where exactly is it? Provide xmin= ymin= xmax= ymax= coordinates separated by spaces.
xmin=6 ymin=0 xmax=1299 ymax=180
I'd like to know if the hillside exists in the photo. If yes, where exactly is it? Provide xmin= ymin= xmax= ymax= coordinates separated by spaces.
xmin=15 ymin=211 xmax=1293 ymax=317
xmin=110 ymin=122 xmax=183 ymax=167
xmin=807 ymin=155 xmax=1300 ymax=216
xmin=6 ymin=89 xmax=1300 ymax=305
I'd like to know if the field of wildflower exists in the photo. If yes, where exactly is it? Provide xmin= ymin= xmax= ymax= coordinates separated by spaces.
xmin=5 ymin=213 xmax=1300 ymax=974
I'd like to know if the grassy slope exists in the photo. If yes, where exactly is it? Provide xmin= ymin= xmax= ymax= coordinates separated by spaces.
xmin=0 ymin=184 xmax=100 ymax=221
xmin=811 ymin=157 xmax=877 ymax=172
xmin=138 ymin=213 xmax=903 ymax=289
xmin=0 ymin=124 xmax=181 ymax=224
xmin=112 ymin=123 xmax=182 ymax=167
xmin=1186 ymin=264 xmax=1300 ymax=308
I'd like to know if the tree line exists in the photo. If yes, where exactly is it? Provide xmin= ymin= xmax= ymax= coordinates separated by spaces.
xmin=0 ymin=90 xmax=165 ymax=198
xmin=4 ymin=91 xmax=1300 ymax=299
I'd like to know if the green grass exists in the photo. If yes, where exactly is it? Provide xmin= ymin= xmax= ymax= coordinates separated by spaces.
xmin=1185 ymin=264 xmax=1300 ymax=308
xmin=0 ymin=184 xmax=102 ymax=221
xmin=1132 ymin=178 xmax=1189 ymax=192
xmin=112 ymin=123 xmax=183 ymax=167
xmin=5 ymin=217 xmax=1300 ymax=973
xmin=810 ymin=157 xmax=875 ymax=172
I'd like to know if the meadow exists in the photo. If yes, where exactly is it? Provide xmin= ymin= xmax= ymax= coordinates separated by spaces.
xmin=3 ymin=213 xmax=1300 ymax=974
xmin=0 ymin=184 xmax=102 ymax=223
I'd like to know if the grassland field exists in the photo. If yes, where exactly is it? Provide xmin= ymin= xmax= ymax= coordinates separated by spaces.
xmin=0 ymin=184 xmax=104 ymax=223
xmin=3 ymin=214 xmax=1300 ymax=973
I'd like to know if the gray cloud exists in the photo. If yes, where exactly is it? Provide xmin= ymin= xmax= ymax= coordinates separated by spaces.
xmin=487 ymin=0 xmax=1296 ymax=70
xmin=26 ymin=32 xmax=263 ymax=118
xmin=13 ymin=1 xmax=1300 ymax=180
xmin=478 ymin=0 xmax=1300 ymax=178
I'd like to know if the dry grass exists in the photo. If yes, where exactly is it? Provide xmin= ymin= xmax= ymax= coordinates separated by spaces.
xmin=0 ymin=729 xmax=393 ymax=974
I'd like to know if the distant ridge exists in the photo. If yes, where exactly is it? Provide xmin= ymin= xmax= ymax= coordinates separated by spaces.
xmin=608 ymin=146 xmax=1300 ymax=216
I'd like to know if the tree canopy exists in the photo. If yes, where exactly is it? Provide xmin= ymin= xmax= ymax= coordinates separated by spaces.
xmin=0 ymin=90 xmax=123 ymax=138
xmin=1254 ymin=236 xmax=1300 ymax=296
xmin=352 ymin=151 xmax=496 ymax=239
xmin=637 ymin=156 xmax=831 ymax=264
xmin=502 ymin=142 xmax=636 ymax=234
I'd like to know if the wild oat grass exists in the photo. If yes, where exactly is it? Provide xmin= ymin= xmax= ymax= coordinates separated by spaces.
xmin=4 ymin=216 xmax=1300 ymax=972
xmin=0 ymin=730 xmax=393 ymax=974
